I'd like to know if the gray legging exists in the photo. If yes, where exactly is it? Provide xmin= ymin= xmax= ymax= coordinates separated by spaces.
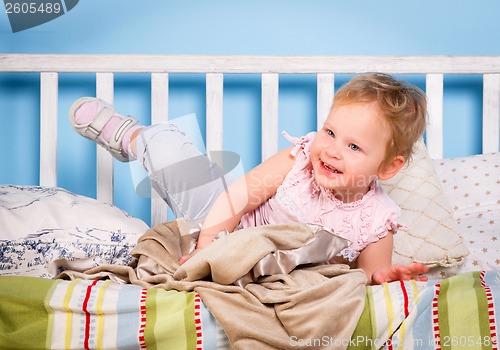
xmin=134 ymin=123 xmax=242 ymax=222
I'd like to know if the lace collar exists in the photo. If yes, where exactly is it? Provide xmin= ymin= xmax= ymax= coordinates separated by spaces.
xmin=316 ymin=179 xmax=377 ymax=210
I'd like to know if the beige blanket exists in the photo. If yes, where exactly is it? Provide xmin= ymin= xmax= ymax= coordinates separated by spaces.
xmin=58 ymin=220 xmax=367 ymax=350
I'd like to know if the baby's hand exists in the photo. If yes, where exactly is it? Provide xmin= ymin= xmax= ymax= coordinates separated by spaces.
xmin=178 ymin=254 xmax=192 ymax=265
xmin=371 ymin=262 xmax=429 ymax=285
xmin=178 ymin=248 xmax=203 ymax=265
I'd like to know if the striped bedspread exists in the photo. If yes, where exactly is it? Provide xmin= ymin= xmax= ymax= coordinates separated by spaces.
xmin=349 ymin=271 xmax=499 ymax=350
xmin=1 ymin=271 xmax=498 ymax=349
xmin=0 ymin=276 xmax=229 ymax=350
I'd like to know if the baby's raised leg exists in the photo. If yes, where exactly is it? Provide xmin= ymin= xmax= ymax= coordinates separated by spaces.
xmin=134 ymin=124 xmax=234 ymax=220
xmin=69 ymin=97 xmax=142 ymax=161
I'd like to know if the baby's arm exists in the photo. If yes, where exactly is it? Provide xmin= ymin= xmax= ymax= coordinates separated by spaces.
xmin=194 ymin=175 xmax=251 ymax=249
xmin=356 ymin=233 xmax=429 ymax=285
xmin=179 ymin=146 xmax=296 ymax=263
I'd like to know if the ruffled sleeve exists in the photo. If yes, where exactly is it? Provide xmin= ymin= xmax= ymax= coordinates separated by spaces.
xmin=355 ymin=184 xmax=403 ymax=251
xmin=372 ymin=185 xmax=403 ymax=238
xmin=282 ymin=131 xmax=316 ymax=157
xmin=337 ymin=184 xmax=403 ymax=262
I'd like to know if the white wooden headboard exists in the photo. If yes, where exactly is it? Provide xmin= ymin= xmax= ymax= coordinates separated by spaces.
xmin=1 ymin=54 xmax=499 ymax=225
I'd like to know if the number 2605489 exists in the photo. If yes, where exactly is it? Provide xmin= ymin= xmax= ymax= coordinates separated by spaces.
xmin=5 ymin=2 xmax=62 ymax=14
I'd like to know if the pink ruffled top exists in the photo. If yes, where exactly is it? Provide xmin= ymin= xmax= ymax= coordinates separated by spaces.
xmin=238 ymin=131 xmax=401 ymax=262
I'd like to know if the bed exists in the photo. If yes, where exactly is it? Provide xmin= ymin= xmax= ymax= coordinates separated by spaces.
xmin=0 ymin=54 xmax=499 ymax=349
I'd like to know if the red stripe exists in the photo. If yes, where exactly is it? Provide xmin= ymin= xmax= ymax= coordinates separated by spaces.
xmin=479 ymin=272 xmax=498 ymax=350
xmin=432 ymin=283 xmax=442 ymax=350
xmin=386 ymin=282 xmax=410 ymax=350
xmin=138 ymin=289 xmax=148 ymax=350
xmin=400 ymin=280 xmax=410 ymax=317
xmin=194 ymin=293 xmax=203 ymax=349
xmin=82 ymin=280 xmax=100 ymax=350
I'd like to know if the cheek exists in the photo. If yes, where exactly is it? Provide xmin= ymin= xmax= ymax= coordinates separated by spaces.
xmin=310 ymin=135 xmax=329 ymax=153
xmin=309 ymin=140 xmax=322 ymax=159
xmin=344 ymin=158 xmax=377 ymax=179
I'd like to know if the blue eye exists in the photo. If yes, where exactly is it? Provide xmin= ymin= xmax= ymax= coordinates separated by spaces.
xmin=349 ymin=144 xmax=360 ymax=151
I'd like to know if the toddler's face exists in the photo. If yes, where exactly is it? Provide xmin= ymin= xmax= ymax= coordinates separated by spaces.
xmin=310 ymin=101 xmax=391 ymax=202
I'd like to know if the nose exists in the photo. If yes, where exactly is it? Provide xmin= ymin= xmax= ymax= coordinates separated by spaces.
xmin=325 ymin=139 xmax=342 ymax=159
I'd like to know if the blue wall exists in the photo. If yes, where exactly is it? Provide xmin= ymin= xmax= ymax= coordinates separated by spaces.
xmin=1 ymin=0 xmax=500 ymax=225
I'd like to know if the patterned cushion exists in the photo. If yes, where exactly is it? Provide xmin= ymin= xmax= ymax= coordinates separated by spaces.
xmin=426 ymin=152 xmax=500 ymax=278
xmin=0 ymin=185 xmax=150 ymax=278
xmin=379 ymin=140 xmax=469 ymax=267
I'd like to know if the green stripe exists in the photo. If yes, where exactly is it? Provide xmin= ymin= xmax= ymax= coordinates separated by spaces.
xmin=145 ymin=288 xmax=197 ymax=349
xmin=347 ymin=287 xmax=373 ymax=350
xmin=0 ymin=276 xmax=60 ymax=350
xmin=144 ymin=288 xmax=158 ymax=350
xmin=367 ymin=286 xmax=378 ymax=349
xmin=439 ymin=272 xmax=487 ymax=350
xmin=184 ymin=292 xmax=196 ymax=350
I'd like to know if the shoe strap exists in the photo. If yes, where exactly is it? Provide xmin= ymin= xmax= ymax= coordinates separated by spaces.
xmin=108 ymin=116 xmax=138 ymax=152
xmin=84 ymin=105 xmax=115 ymax=140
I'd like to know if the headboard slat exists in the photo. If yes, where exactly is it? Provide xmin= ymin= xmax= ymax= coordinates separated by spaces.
xmin=261 ymin=73 xmax=279 ymax=161
xmin=425 ymin=74 xmax=444 ymax=159
xmin=3 ymin=55 xmax=500 ymax=74
xmin=96 ymin=73 xmax=114 ymax=204
xmin=206 ymin=73 xmax=224 ymax=156
xmin=483 ymin=74 xmax=500 ymax=153
xmin=40 ymin=72 xmax=58 ymax=187
xmin=151 ymin=73 xmax=170 ymax=225
xmin=317 ymin=73 xmax=334 ymax=130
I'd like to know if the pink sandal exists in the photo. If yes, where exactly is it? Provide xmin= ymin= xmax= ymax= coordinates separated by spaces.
xmin=69 ymin=97 xmax=138 ymax=162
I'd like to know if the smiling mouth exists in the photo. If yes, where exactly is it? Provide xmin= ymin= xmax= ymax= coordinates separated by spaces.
xmin=322 ymin=161 xmax=342 ymax=174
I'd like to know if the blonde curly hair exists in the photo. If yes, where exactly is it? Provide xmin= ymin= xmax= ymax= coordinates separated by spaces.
xmin=333 ymin=73 xmax=427 ymax=167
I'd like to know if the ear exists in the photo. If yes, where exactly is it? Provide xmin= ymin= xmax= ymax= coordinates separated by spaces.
xmin=378 ymin=155 xmax=405 ymax=180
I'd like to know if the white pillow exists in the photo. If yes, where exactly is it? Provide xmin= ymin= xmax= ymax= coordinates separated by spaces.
xmin=0 ymin=185 xmax=150 ymax=278
xmin=433 ymin=152 xmax=500 ymax=215
xmin=379 ymin=140 xmax=469 ymax=267
xmin=426 ymin=152 xmax=500 ymax=278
